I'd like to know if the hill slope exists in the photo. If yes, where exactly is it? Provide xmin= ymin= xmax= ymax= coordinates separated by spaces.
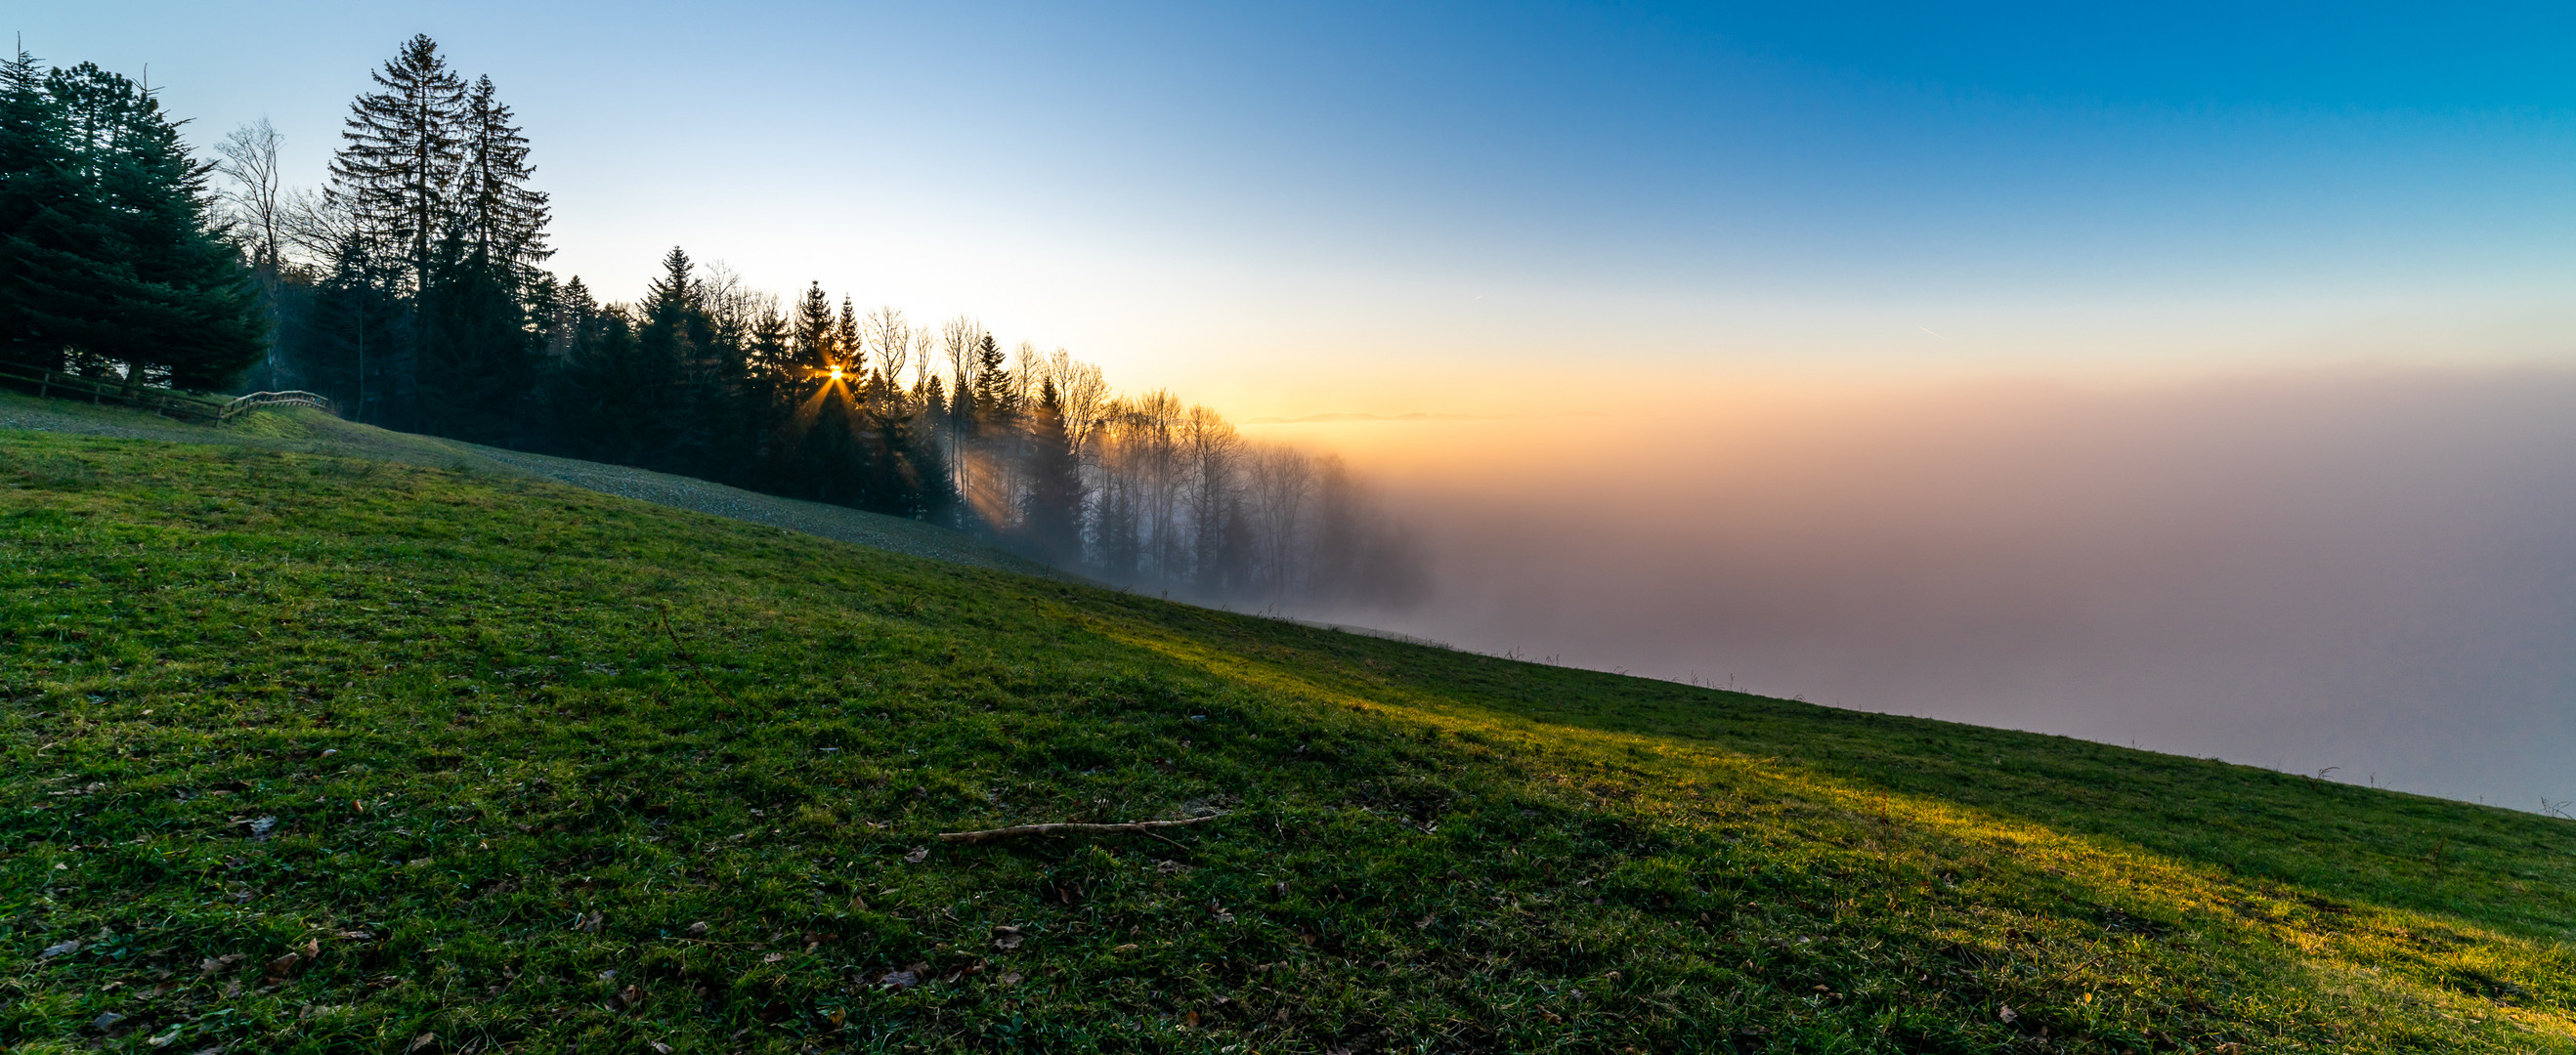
xmin=4 ymin=424 xmax=2575 ymax=1054
xmin=0 ymin=390 xmax=1059 ymax=579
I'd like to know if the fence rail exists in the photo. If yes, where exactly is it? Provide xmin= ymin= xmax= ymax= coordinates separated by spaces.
xmin=219 ymin=390 xmax=340 ymax=420
xmin=0 ymin=360 xmax=337 ymax=423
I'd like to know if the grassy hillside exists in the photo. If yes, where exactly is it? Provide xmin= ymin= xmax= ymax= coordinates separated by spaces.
xmin=4 ymin=423 xmax=2575 ymax=1054
xmin=0 ymin=389 xmax=1059 ymax=579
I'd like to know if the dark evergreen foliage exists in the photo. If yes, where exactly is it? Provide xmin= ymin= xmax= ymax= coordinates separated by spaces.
xmin=288 ymin=239 xmax=412 ymax=427
xmin=326 ymin=33 xmax=464 ymax=292
xmin=0 ymin=51 xmax=263 ymax=388
xmin=455 ymin=75 xmax=548 ymax=278
xmin=415 ymin=229 xmax=533 ymax=443
xmin=1023 ymin=378 xmax=1085 ymax=564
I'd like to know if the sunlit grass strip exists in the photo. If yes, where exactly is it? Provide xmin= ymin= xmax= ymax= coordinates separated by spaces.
xmin=1103 ymin=617 xmax=2576 ymax=1050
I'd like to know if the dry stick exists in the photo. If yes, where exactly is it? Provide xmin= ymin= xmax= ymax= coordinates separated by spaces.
xmin=936 ymin=814 xmax=1227 ymax=845
xmin=655 ymin=603 xmax=689 ymax=660
xmin=652 ymin=603 xmax=743 ymax=711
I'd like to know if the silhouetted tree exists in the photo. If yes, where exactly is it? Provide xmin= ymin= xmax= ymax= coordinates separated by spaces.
xmin=1024 ymin=378 xmax=1084 ymax=564
xmin=454 ymin=75 xmax=548 ymax=278
xmin=0 ymin=58 xmax=261 ymax=388
xmin=328 ymin=34 xmax=465 ymax=294
xmin=288 ymin=237 xmax=408 ymax=425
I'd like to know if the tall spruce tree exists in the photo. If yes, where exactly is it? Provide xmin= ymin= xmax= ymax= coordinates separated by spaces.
xmin=554 ymin=304 xmax=672 ymax=462
xmin=328 ymin=34 xmax=465 ymax=294
xmin=455 ymin=75 xmax=548 ymax=278
xmin=834 ymin=297 xmax=863 ymax=376
xmin=971 ymin=331 xmax=1011 ymax=413
xmin=1024 ymin=377 xmax=1084 ymax=564
xmin=791 ymin=282 xmax=834 ymax=378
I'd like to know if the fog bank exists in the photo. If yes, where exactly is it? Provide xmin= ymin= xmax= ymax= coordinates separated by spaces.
xmin=1256 ymin=368 xmax=2576 ymax=810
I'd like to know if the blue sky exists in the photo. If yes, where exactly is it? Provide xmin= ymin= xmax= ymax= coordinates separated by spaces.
xmin=21 ymin=2 xmax=2576 ymax=411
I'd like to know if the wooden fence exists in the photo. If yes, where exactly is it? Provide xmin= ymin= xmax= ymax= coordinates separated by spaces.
xmin=0 ymin=359 xmax=338 ymax=423
xmin=219 ymin=390 xmax=341 ymax=419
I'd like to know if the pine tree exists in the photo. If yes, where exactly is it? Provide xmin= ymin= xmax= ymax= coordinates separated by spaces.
xmin=455 ymin=75 xmax=549 ymax=280
xmin=0 ymin=47 xmax=93 ymax=368
xmin=522 ymin=271 xmax=565 ymax=358
xmin=328 ymin=34 xmax=466 ymax=293
xmin=746 ymin=306 xmax=791 ymax=382
xmin=792 ymin=281 xmax=834 ymax=378
xmin=416 ymin=223 xmax=533 ymax=443
xmin=740 ymin=304 xmax=794 ymax=462
xmin=834 ymin=296 xmax=864 ymax=378
xmin=971 ymin=331 xmax=1011 ymax=413
xmin=554 ymin=305 xmax=675 ymax=462
xmin=636 ymin=246 xmax=724 ymax=470
xmin=903 ymin=374 xmax=958 ymax=523
xmin=290 ymin=236 xmax=408 ymax=422
xmin=643 ymin=245 xmax=696 ymax=319
xmin=1024 ymin=378 xmax=1084 ymax=564
xmin=640 ymin=246 xmax=713 ymax=389
xmin=0 ymin=61 xmax=261 ymax=388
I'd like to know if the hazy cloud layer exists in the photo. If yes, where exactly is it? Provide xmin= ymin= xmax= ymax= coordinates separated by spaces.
xmin=1268 ymin=368 xmax=2576 ymax=810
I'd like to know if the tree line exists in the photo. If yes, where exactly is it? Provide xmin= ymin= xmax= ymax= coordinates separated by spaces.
xmin=0 ymin=36 xmax=1422 ymax=610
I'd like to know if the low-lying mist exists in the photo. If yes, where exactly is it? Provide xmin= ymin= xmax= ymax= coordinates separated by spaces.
xmin=1256 ymin=367 xmax=2576 ymax=811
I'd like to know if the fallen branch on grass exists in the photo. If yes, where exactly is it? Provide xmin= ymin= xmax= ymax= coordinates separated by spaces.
xmin=935 ymin=814 xmax=1228 ymax=845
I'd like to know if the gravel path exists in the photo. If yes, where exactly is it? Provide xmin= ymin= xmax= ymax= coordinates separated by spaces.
xmin=0 ymin=392 xmax=1065 ymax=579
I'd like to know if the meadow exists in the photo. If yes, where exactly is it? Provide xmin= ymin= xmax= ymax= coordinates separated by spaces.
xmin=4 ymin=410 xmax=2574 ymax=1053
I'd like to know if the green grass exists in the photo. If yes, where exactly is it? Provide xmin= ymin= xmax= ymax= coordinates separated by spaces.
xmin=3 ymin=424 xmax=2575 ymax=1054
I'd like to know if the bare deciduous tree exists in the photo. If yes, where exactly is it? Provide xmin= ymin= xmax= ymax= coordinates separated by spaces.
xmin=866 ymin=306 xmax=911 ymax=386
xmin=1246 ymin=443 xmax=1315 ymax=600
xmin=279 ymin=186 xmax=359 ymax=270
xmin=1180 ymin=403 xmax=1242 ymax=586
xmin=214 ymin=117 xmax=286 ymax=276
xmin=1044 ymin=348 xmax=1110 ymax=457
xmin=940 ymin=316 xmax=984 ymax=392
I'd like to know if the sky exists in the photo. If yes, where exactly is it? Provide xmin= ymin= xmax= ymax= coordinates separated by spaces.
xmin=21 ymin=2 xmax=2576 ymax=413
xmin=22 ymin=2 xmax=2576 ymax=806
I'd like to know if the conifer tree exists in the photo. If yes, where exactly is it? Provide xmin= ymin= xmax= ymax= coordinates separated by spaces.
xmin=901 ymin=376 xmax=958 ymax=524
xmin=745 ymin=305 xmax=791 ymax=390
xmin=416 ymin=223 xmax=533 ymax=443
xmin=291 ymin=237 xmax=408 ymax=423
xmin=1 ymin=60 xmax=261 ymax=388
xmin=0 ymin=47 xmax=90 ymax=367
xmin=455 ymin=74 xmax=549 ymax=279
xmin=328 ymin=34 xmax=466 ymax=293
xmin=971 ymin=331 xmax=1011 ymax=413
xmin=1024 ymin=377 xmax=1084 ymax=564
xmin=636 ymin=246 xmax=720 ymax=469
xmin=792 ymin=282 xmax=834 ymax=378
xmin=555 ymin=304 xmax=677 ymax=462
xmin=834 ymin=297 xmax=864 ymax=377
xmin=547 ymin=275 xmax=596 ymax=359
xmin=523 ymin=271 xmax=565 ymax=358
